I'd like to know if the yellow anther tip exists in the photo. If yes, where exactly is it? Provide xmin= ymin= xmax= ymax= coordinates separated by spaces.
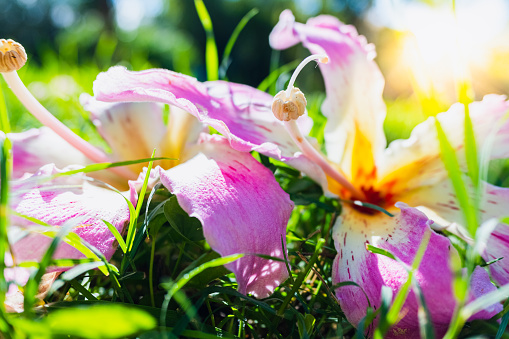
xmin=320 ymin=56 xmax=329 ymax=64
xmin=272 ymin=88 xmax=307 ymax=121
xmin=0 ymin=39 xmax=27 ymax=73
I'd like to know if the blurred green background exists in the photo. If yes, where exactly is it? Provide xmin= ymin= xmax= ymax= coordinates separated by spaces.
xmin=3 ymin=0 xmax=509 ymax=145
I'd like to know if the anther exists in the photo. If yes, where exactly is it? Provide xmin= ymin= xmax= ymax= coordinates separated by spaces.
xmin=0 ymin=39 xmax=27 ymax=73
xmin=272 ymin=87 xmax=307 ymax=121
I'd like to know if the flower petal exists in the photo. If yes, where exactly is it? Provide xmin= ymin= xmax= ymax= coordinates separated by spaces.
xmin=270 ymin=10 xmax=386 ymax=182
xmin=80 ymin=94 xmax=168 ymax=174
xmin=332 ymin=203 xmax=501 ymax=338
xmin=158 ymin=134 xmax=293 ymax=298
xmin=378 ymin=95 xmax=509 ymax=194
xmin=6 ymin=127 xmax=89 ymax=179
xmin=92 ymin=66 xmax=327 ymax=188
xmin=405 ymin=177 xmax=509 ymax=286
xmin=10 ymin=164 xmax=130 ymax=263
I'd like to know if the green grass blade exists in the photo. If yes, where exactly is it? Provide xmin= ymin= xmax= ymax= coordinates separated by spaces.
xmin=366 ymin=244 xmax=396 ymax=261
xmin=257 ymin=60 xmax=300 ymax=93
xmin=463 ymin=103 xmax=479 ymax=189
xmin=219 ymin=8 xmax=259 ymax=79
xmin=103 ymin=220 xmax=127 ymax=253
xmin=411 ymin=281 xmax=435 ymax=339
xmin=54 ymin=157 xmax=172 ymax=177
xmin=49 ymin=261 xmax=115 ymax=294
xmin=461 ymin=282 xmax=509 ymax=320
xmin=23 ymin=220 xmax=76 ymax=313
xmin=0 ymin=137 xmax=13 ymax=335
xmin=0 ymin=83 xmax=10 ymax=133
xmin=277 ymin=238 xmax=325 ymax=317
xmin=126 ymin=150 xmax=156 ymax=252
xmin=496 ymin=311 xmax=509 ymax=339
xmin=385 ymin=229 xmax=431 ymax=326
xmin=160 ymin=253 xmax=244 ymax=327
xmin=195 ymin=0 xmax=218 ymax=81
xmin=11 ymin=213 xmax=111 ymax=276
xmin=435 ymin=118 xmax=477 ymax=236
xmin=69 ymin=279 xmax=99 ymax=301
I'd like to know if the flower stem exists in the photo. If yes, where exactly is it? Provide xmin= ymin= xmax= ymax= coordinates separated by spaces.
xmin=1 ymin=71 xmax=134 ymax=179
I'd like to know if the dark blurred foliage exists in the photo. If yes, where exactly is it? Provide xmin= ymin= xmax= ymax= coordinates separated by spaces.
xmin=1 ymin=0 xmax=373 ymax=88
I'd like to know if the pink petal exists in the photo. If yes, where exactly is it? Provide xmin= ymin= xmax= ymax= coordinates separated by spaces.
xmin=332 ymin=203 xmax=501 ymax=338
xmin=6 ymin=128 xmax=90 ymax=179
xmin=158 ymin=134 xmax=293 ymax=298
xmin=404 ymin=176 xmax=509 ymax=286
xmin=10 ymin=164 xmax=131 ymax=263
xmin=92 ymin=67 xmax=327 ymax=187
xmin=270 ymin=10 xmax=386 ymax=182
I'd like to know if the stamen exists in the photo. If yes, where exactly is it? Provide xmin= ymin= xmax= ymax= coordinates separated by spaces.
xmin=272 ymin=54 xmax=366 ymax=200
xmin=0 ymin=39 xmax=134 ymax=179
xmin=0 ymin=39 xmax=27 ymax=72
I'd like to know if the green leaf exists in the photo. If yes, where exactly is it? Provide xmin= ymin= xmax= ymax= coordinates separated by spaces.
xmin=195 ymin=0 xmax=218 ymax=81
xmin=297 ymin=313 xmax=316 ymax=338
xmin=44 ymin=304 xmax=156 ymax=338
xmin=163 ymin=196 xmax=204 ymax=242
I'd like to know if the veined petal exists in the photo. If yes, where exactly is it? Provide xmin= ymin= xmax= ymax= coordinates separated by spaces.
xmin=80 ymin=94 xmax=168 ymax=174
xmin=7 ymin=127 xmax=90 ymax=179
xmin=158 ymin=134 xmax=294 ymax=298
xmin=92 ymin=66 xmax=327 ymax=188
xmin=332 ymin=203 xmax=501 ymax=338
xmin=378 ymin=95 xmax=509 ymax=194
xmin=270 ymin=10 xmax=386 ymax=183
xmin=405 ymin=177 xmax=509 ymax=286
xmin=10 ymin=164 xmax=130 ymax=263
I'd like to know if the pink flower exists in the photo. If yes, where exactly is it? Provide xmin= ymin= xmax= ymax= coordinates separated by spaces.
xmin=3 ymin=50 xmax=293 ymax=298
xmin=88 ymin=10 xmax=509 ymax=336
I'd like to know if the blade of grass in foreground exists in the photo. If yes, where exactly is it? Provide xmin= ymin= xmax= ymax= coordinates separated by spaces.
xmin=195 ymin=0 xmax=218 ymax=81
xmin=257 ymin=59 xmax=300 ymax=93
xmin=127 ymin=150 xmax=156 ymax=252
xmin=160 ymin=253 xmax=244 ymax=331
xmin=12 ymin=212 xmax=112 ymax=276
xmin=23 ymin=219 xmax=77 ymax=314
xmin=219 ymin=8 xmax=259 ymax=79
xmin=54 ymin=157 xmax=172 ymax=177
xmin=435 ymin=118 xmax=477 ymax=236
xmin=0 ymin=138 xmax=13 ymax=336
xmin=0 ymin=83 xmax=10 ymax=133
xmin=373 ymin=228 xmax=432 ymax=338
